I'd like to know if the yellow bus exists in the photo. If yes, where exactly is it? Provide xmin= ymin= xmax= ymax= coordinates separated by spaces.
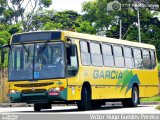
xmin=1 ymin=31 xmax=159 ymax=111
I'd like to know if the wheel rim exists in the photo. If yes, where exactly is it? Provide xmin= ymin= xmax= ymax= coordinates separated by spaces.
xmin=133 ymin=90 xmax=138 ymax=104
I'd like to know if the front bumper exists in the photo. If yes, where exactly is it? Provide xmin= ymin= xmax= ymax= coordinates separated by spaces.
xmin=8 ymin=89 xmax=67 ymax=104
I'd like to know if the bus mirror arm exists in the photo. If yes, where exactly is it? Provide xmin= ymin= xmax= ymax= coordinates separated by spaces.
xmin=1 ymin=44 xmax=10 ymax=64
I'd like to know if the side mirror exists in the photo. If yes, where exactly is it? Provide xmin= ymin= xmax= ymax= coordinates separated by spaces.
xmin=70 ymin=45 xmax=76 ymax=56
xmin=1 ymin=44 xmax=10 ymax=64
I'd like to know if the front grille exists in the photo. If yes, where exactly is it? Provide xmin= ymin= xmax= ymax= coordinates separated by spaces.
xmin=22 ymin=89 xmax=46 ymax=94
xmin=22 ymin=96 xmax=47 ymax=102
xmin=14 ymin=82 xmax=54 ymax=88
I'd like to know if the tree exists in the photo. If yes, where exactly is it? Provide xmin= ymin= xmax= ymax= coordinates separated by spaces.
xmin=75 ymin=16 xmax=96 ymax=34
xmin=82 ymin=0 xmax=160 ymax=60
xmin=50 ymin=10 xmax=80 ymax=30
xmin=0 ymin=0 xmax=52 ymax=31
xmin=42 ymin=10 xmax=96 ymax=34
xmin=31 ymin=9 xmax=96 ymax=34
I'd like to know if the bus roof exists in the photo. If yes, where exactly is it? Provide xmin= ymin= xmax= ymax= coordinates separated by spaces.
xmin=12 ymin=30 xmax=155 ymax=49
xmin=63 ymin=31 xmax=155 ymax=50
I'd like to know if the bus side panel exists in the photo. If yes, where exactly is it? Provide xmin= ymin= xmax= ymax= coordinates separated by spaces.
xmin=134 ymin=69 xmax=159 ymax=98
xmin=79 ymin=67 xmax=134 ymax=100
xmin=91 ymin=86 xmax=132 ymax=100
xmin=67 ymin=40 xmax=82 ymax=101
xmin=67 ymin=74 xmax=82 ymax=101
xmin=67 ymin=38 xmax=159 ymax=101
xmin=80 ymin=67 xmax=158 ymax=100
xmin=73 ymin=66 xmax=159 ymax=101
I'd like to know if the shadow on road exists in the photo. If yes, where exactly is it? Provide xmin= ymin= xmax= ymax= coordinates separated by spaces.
xmin=17 ymin=105 xmax=152 ymax=113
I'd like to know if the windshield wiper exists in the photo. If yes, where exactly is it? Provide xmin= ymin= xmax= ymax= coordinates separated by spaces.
xmin=38 ymin=39 xmax=50 ymax=55
xmin=20 ymin=42 xmax=30 ymax=61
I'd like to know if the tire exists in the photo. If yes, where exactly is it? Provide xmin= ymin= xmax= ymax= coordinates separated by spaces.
xmin=122 ymin=86 xmax=139 ymax=107
xmin=34 ymin=104 xmax=41 ymax=112
xmin=77 ymin=87 xmax=91 ymax=111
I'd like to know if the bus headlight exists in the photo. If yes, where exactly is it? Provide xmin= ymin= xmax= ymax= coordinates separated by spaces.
xmin=10 ymin=90 xmax=19 ymax=94
xmin=48 ymin=88 xmax=60 ymax=96
xmin=55 ymin=88 xmax=60 ymax=91
xmin=49 ymin=88 xmax=60 ymax=92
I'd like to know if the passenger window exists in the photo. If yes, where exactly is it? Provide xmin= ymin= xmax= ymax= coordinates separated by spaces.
xmin=113 ymin=46 xmax=124 ymax=68
xmin=133 ymin=48 xmax=143 ymax=69
xmin=90 ymin=42 xmax=103 ymax=66
xmin=123 ymin=47 xmax=134 ymax=68
xmin=150 ymin=50 xmax=156 ymax=69
xmin=80 ymin=41 xmax=91 ymax=65
xmin=142 ymin=49 xmax=151 ymax=69
xmin=102 ymin=44 xmax=114 ymax=67
xmin=80 ymin=41 xmax=88 ymax=53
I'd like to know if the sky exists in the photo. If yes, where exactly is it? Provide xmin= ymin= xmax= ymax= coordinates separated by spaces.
xmin=50 ymin=0 xmax=90 ymax=13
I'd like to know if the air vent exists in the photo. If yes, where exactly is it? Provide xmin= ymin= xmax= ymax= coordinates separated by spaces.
xmin=22 ymin=89 xmax=46 ymax=94
xmin=14 ymin=82 xmax=54 ymax=87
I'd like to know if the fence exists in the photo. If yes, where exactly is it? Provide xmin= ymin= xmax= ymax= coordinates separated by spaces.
xmin=0 ymin=67 xmax=9 ymax=103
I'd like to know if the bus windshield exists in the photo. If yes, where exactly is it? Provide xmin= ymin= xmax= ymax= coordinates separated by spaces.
xmin=9 ymin=42 xmax=65 ymax=81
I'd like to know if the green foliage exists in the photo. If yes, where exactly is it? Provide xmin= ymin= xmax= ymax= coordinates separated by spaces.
xmin=158 ymin=64 xmax=160 ymax=70
xmin=41 ymin=0 xmax=52 ymax=7
xmin=156 ymin=104 xmax=160 ymax=110
xmin=0 ymin=0 xmax=52 ymax=31
xmin=3 ymin=9 xmax=14 ymax=19
xmin=75 ymin=21 xmax=96 ymax=34
xmin=82 ymin=0 xmax=160 ymax=60
xmin=52 ymin=10 xmax=80 ymax=30
xmin=32 ymin=10 xmax=96 ymax=34
xmin=0 ymin=31 xmax=11 ymax=45
xmin=0 ymin=23 xmax=21 ymax=45
xmin=8 ymin=24 xmax=23 ymax=34
xmin=43 ymin=22 xmax=62 ymax=30
xmin=141 ymin=96 xmax=160 ymax=102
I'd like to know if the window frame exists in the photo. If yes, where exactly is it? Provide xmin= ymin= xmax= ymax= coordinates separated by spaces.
xmin=80 ymin=40 xmax=91 ymax=66
xmin=150 ymin=49 xmax=157 ymax=69
xmin=133 ymin=47 xmax=143 ymax=69
xmin=79 ymin=39 xmax=157 ymax=70
xmin=113 ymin=45 xmax=125 ymax=68
xmin=142 ymin=49 xmax=152 ymax=70
xmin=89 ymin=41 xmax=103 ymax=67
xmin=123 ymin=46 xmax=135 ymax=69
xmin=101 ymin=43 xmax=115 ymax=67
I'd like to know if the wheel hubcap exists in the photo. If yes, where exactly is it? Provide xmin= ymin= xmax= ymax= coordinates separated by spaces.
xmin=133 ymin=90 xmax=138 ymax=104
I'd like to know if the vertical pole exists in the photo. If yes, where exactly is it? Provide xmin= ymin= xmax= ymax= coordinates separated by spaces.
xmin=137 ymin=8 xmax=141 ymax=43
xmin=0 ymin=67 xmax=2 ymax=102
xmin=119 ymin=19 xmax=122 ymax=39
xmin=2 ymin=67 xmax=4 ymax=102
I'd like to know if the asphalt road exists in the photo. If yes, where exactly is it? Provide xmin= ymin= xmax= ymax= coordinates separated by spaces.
xmin=0 ymin=104 xmax=159 ymax=114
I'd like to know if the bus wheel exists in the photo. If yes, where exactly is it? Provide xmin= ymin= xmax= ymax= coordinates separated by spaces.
xmin=34 ymin=104 xmax=41 ymax=112
xmin=122 ymin=86 xmax=139 ymax=107
xmin=77 ymin=87 xmax=91 ymax=111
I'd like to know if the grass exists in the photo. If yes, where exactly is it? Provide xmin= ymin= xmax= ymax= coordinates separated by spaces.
xmin=141 ymin=96 xmax=160 ymax=102
xmin=156 ymin=104 xmax=160 ymax=110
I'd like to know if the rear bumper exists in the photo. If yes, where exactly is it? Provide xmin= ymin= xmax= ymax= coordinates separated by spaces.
xmin=8 ymin=89 xmax=67 ymax=104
